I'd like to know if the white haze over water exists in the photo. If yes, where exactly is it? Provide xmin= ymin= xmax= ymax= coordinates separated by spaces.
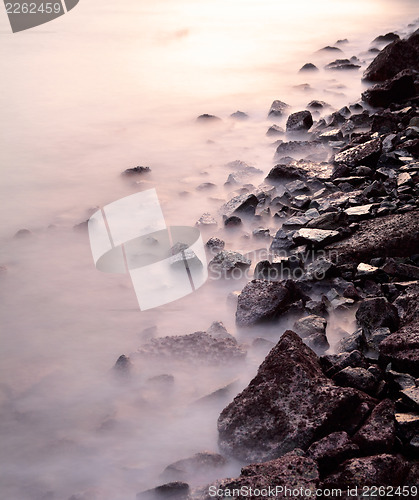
xmin=0 ymin=0 xmax=418 ymax=498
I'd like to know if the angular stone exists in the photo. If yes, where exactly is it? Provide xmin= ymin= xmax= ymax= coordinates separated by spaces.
xmin=332 ymin=366 xmax=377 ymax=395
xmin=265 ymin=163 xmax=306 ymax=183
xmin=356 ymin=297 xmax=399 ymax=333
xmin=380 ymin=321 xmax=419 ymax=376
xmin=344 ymin=204 xmax=375 ymax=221
xmin=209 ymin=251 xmax=251 ymax=274
xmin=196 ymin=213 xmax=217 ymax=227
xmin=294 ymin=315 xmax=327 ymax=338
xmin=362 ymin=70 xmax=417 ymax=108
xmin=334 ymin=138 xmax=382 ymax=167
xmin=221 ymin=193 xmax=259 ymax=218
xmin=161 ymin=452 xmax=227 ymax=482
xmin=320 ymin=350 xmax=368 ymax=378
xmin=286 ymin=111 xmax=313 ymax=132
xmin=307 ymin=432 xmax=359 ymax=474
xmin=268 ymin=100 xmax=290 ymax=117
xmin=218 ymin=331 xmax=374 ymax=462
xmin=293 ymin=228 xmax=340 ymax=248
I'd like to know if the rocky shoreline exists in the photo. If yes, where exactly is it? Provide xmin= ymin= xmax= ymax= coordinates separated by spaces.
xmin=125 ymin=26 xmax=419 ymax=500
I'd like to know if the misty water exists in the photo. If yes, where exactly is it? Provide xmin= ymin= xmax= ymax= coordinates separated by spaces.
xmin=1 ymin=0 xmax=419 ymax=498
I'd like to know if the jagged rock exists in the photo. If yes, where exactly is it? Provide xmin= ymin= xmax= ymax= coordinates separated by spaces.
xmin=322 ymin=455 xmax=409 ymax=491
xmin=306 ymin=212 xmax=347 ymax=230
xmin=209 ymin=251 xmax=251 ymax=275
xmin=353 ymin=399 xmax=396 ymax=454
xmin=207 ymin=321 xmax=234 ymax=340
xmin=299 ymin=63 xmax=319 ymax=72
xmin=266 ymin=124 xmax=284 ymax=136
xmin=224 ymin=216 xmax=242 ymax=228
xmin=286 ymin=111 xmax=313 ymax=132
xmin=325 ymin=59 xmax=360 ymax=71
xmin=265 ymin=163 xmax=306 ymax=183
xmin=205 ymin=237 xmax=225 ymax=253
xmin=307 ymin=432 xmax=359 ymax=475
xmin=363 ymin=34 xmax=419 ymax=82
xmin=337 ymin=329 xmax=368 ymax=354
xmin=113 ymin=355 xmax=132 ymax=377
xmin=137 ymin=482 xmax=189 ymax=500
xmin=332 ymin=367 xmax=377 ymax=395
xmin=221 ymin=193 xmax=259 ymax=218
xmin=270 ymin=229 xmax=296 ymax=252
xmin=395 ymin=412 xmax=419 ymax=442
xmin=236 ymin=280 xmax=308 ymax=327
xmin=293 ymin=228 xmax=340 ymax=248
xmin=196 ymin=213 xmax=217 ymax=227
xmin=362 ymin=70 xmax=417 ymax=107
xmin=122 ymin=165 xmax=151 ymax=176
xmin=320 ymin=350 xmax=368 ymax=378
xmin=319 ymin=128 xmax=344 ymax=141
xmin=344 ymin=204 xmax=375 ymax=221
xmin=401 ymin=387 xmax=419 ymax=411
xmin=372 ymin=32 xmax=400 ymax=44
xmin=136 ymin=332 xmax=246 ymax=365
xmin=268 ymin=100 xmax=290 ymax=117
xmin=197 ymin=114 xmax=221 ymax=122
xmin=305 ymin=258 xmax=336 ymax=280
xmin=294 ymin=315 xmax=327 ymax=338
xmin=218 ymin=330 xmax=375 ymax=462
xmin=274 ymin=140 xmax=326 ymax=161
xmin=334 ymin=138 xmax=382 ymax=167
xmin=161 ymin=452 xmax=227 ymax=482
xmin=387 ymin=369 xmax=416 ymax=391
xmin=356 ymin=297 xmax=399 ymax=334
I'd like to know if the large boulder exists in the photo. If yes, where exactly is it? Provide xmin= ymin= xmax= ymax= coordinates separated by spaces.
xmin=306 ymin=432 xmax=359 ymax=475
xmin=380 ymin=321 xmax=419 ymax=377
xmin=217 ymin=331 xmax=375 ymax=462
xmin=334 ymin=138 xmax=382 ymax=167
xmin=235 ymin=280 xmax=308 ymax=327
xmin=356 ymin=297 xmax=400 ymax=334
xmin=363 ymin=34 xmax=419 ymax=82
xmin=361 ymin=70 xmax=417 ymax=108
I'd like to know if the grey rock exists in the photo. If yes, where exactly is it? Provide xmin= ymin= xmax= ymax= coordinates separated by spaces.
xmin=293 ymin=228 xmax=340 ymax=248
xmin=209 ymin=251 xmax=251 ymax=274
xmin=268 ymin=100 xmax=290 ymax=118
xmin=307 ymin=432 xmax=359 ymax=474
xmin=286 ymin=111 xmax=313 ymax=132
xmin=332 ymin=366 xmax=377 ymax=394
xmin=334 ymin=138 xmax=382 ymax=167
xmin=356 ymin=297 xmax=399 ymax=334
xmin=221 ymin=193 xmax=259 ymax=218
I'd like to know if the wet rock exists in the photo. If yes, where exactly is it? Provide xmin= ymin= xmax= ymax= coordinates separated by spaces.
xmin=299 ymin=63 xmax=319 ymax=72
xmin=268 ymin=100 xmax=290 ymax=118
xmin=162 ymin=452 xmax=227 ymax=482
xmin=353 ymin=399 xmax=396 ymax=454
xmin=334 ymin=138 xmax=382 ymax=167
xmin=136 ymin=332 xmax=246 ymax=365
xmin=224 ymin=216 xmax=242 ymax=228
xmin=332 ymin=366 xmax=377 ymax=395
xmin=209 ymin=250 xmax=251 ymax=275
xmin=137 ymin=482 xmax=189 ymax=500
xmin=230 ymin=111 xmax=248 ymax=120
xmin=322 ymin=455 xmax=409 ymax=491
xmin=356 ymin=297 xmax=400 ymax=334
xmin=266 ymin=124 xmax=284 ymax=137
xmin=307 ymin=432 xmax=359 ymax=475
xmin=221 ymin=193 xmax=259 ymax=218
xmin=196 ymin=213 xmax=217 ymax=227
xmin=196 ymin=114 xmax=221 ymax=122
xmin=236 ymin=280 xmax=308 ymax=327
xmin=286 ymin=111 xmax=313 ymax=132
xmin=325 ymin=59 xmax=360 ymax=71
xmin=205 ymin=237 xmax=225 ymax=253
xmin=362 ymin=70 xmax=417 ymax=108
xmin=363 ymin=35 xmax=419 ymax=82
xmin=122 ymin=165 xmax=151 ymax=176
xmin=218 ymin=330 xmax=374 ymax=462
xmin=293 ymin=228 xmax=341 ymax=248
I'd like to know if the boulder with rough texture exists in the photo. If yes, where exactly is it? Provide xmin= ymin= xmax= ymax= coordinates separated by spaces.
xmin=307 ymin=432 xmax=359 ymax=475
xmin=353 ymin=399 xmax=396 ymax=454
xmin=236 ymin=280 xmax=308 ymax=327
xmin=294 ymin=315 xmax=329 ymax=351
xmin=332 ymin=367 xmax=377 ymax=395
xmin=356 ymin=297 xmax=400 ymax=333
xmin=293 ymin=228 xmax=340 ymax=248
xmin=161 ymin=452 xmax=227 ymax=482
xmin=221 ymin=193 xmax=259 ymax=218
xmin=218 ymin=331 xmax=375 ymax=462
xmin=268 ymin=100 xmax=290 ymax=117
xmin=286 ymin=111 xmax=313 ymax=132
xmin=265 ymin=163 xmax=306 ymax=183
xmin=380 ymin=321 xmax=419 ymax=377
xmin=362 ymin=70 xmax=417 ymax=108
xmin=334 ymin=138 xmax=382 ymax=167
xmin=209 ymin=251 xmax=251 ymax=275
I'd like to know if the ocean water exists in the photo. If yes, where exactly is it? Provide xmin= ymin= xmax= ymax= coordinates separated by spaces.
xmin=0 ymin=1 xmax=418 ymax=498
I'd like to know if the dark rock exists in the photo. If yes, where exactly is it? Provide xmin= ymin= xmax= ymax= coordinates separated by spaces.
xmin=236 ymin=280 xmax=308 ymax=327
xmin=353 ymin=399 xmax=396 ymax=454
xmin=307 ymin=432 xmax=359 ymax=475
xmin=266 ymin=124 xmax=284 ymax=137
xmin=230 ymin=111 xmax=248 ymax=120
xmin=14 ymin=228 xmax=32 ymax=238
xmin=299 ymin=63 xmax=319 ymax=72
xmin=270 ymin=229 xmax=296 ymax=253
xmin=209 ymin=251 xmax=251 ymax=275
xmin=268 ymin=100 xmax=290 ymax=118
xmin=307 ymin=100 xmax=330 ymax=110
xmin=221 ymin=193 xmax=259 ymax=218
xmin=332 ymin=366 xmax=377 ymax=394
xmin=363 ymin=36 xmax=419 ymax=82
xmin=196 ymin=114 xmax=221 ymax=122
xmin=322 ymin=455 xmax=409 ymax=491
xmin=293 ymin=228 xmax=341 ymax=248
xmin=218 ymin=331 xmax=374 ymax=462
xmin=319 ymin=128 xmax=344 ymax=141
xmin=265 ymin=163 xmax=306 ymax=183
xmin=274 ymin=140 xmax=326 ymax=161
xmin=372 ymin=33 xmax=400 ymax=44
xmin=206 ymin=237 xmax=225 ymax=253
xmin=294 ymin=315 xmax=327 ymax=338
xmin=286 ymin=111 xmax=313 ymax=132
xmin=207 ymin=321 xmax=234 ymax=340
xmin=224 ymin=216 xmax=242 ymax=228
xmin=380 ymin=321 xmax=419 ymax=377
xmin=320 ymin=350 xmax=368 ymax=378
xmin=356 ymin=297 xmax=400 ymax=334
xmin=318 ymin=46 xmax=343 ymax=53
xmin=122 ymin=165 xmax=151 ymax=176
xmin=337 ymin=329 xmax=368 ymax=354
xmin=395 ymin=412 xmax=419 ymax=442
xmin=362 ymin=70 xmax=417 ymax=108
xmin=137 ymin=482 xmax=189 ymax=500
xmin=325 ymin=59 xmax=360 ymax=71
xmin=113 ymin=354 xmax=131 ymax=377
xmin=136 ymin=332 xmax=246 ymax=365
xmin=334 ymin=138 xmax=382 ymax=167
xmin=306 ymin=211 xmax=347 ymax=230
xmin=162 ymin=452 xmax=226 ymax=482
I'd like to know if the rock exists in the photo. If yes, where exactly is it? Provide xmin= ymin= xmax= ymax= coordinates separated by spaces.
xmin=372 ymin=32 xmax=400 ymax=44
xmin=306 ymin=212 xmax=347 ymax=230
xmin=344 ymin=204 xmax=375 ymax=222
xmin=380 ymin=321 xmax=419 ymax=377
xmin=381 ymin=259 xmax=419 ymax=281
xmin=224 ymin=216 xmax=242 ymax=228
xmin=136 ymin=332 xmax=246 ymax=365
xmin=113 ymin=354 xmax=131 ymax=377
xmin=307 ymin=432 xmax=359 ymax=475
xmin=137 ymin=482 xmax=189 ymax=500
xmin=203 ymin=450 xmax=318 ymax=500
xmin=286 ymin=111 xmax=313 ymax=132
xmin=363 ymin=36 xmax=419 ymax=82
xmin=205 ymin=237 xmax=225 ymax=253
xmin=225 ymin=166 xmax=263 ymax=185
xmin=293 ymin=228 xmax=341 ymax=248
xmin=353 ymin=399 xmax=396 ymax=454
xmin=14 ymin=228 xmax=32 ymax=238
xmin=294 ymin=315 xmax=327 ymax=338
xmin=268 ymin=100 xmax=289 ymax=118
xmin=161 ymin=452 xmax=226 ymax=482
xmin=322 ymin=455 xmax=409 ymax=491
xmin=196 ymin=114 xmax=221 ymax=122
xmin=270 ymin=229 xmax=296 ymax=253
xmin=218 ymin=331 xmax=374 ymax=462
xmin=356 ymin=297 xmax=399 ymax=334
xmin=401 ymin=387 xmax=419 ymax=411
xmin=209 ymin=251 xmax=251 ymax=275
xmin=221 ymin=193 xmax=259 ymax=218
xmin=332 ymin=366 xmax=377 ymax=395
xmin=362 ymin=70 xmax=417 ymax=108
xmin=337 ymin=330 xmax=368 ymax=354
xmin=325 ymin=59 xmax=360 ymax=71
xmin=307 ymin=100 xmax=330 ymax=110
xmin=266 ymin=124 xmax=284 ymax=136
xmin=387 ymin=369 xmax=416 ymax=391
xmin=230 ymin=111 xmax=248 ymax=120
xmin=207 ymin=321 xmax=234 ymax=340
xmin=236 ymin=280 xmax=308 ymax=327
xmin=319 ymin=128 xmax=344 ymax=141
xmin=274 ymin=140 xmax=327 ymax=161
xmin=299 ymin=63 xmax=319 ymax=72
xmin=334 ymin=138 xmax=382 ymax=167
xmin=320 ymin=350 xmax=368 ymax=378
xmin=265 ymin=163 xmax=306 ymax=183
xmin=196 ymin=213 xmax=217 ymax=227
xmin=252 ymin=228 xmax=270 ymax=239
xmin=318 ymin=46 xmax=343 ymax=53
xmin=326 ymin=210 xmax=419 ymax=265
xmin=196 ymin=182 xmax=216 ymax=191
xmin=305 ymin=259 xmax=336 ymax=281
xmin=122 ymin=165 xmax=151 ymax=176
xmin=368 ymin=327 xmax=392 ymax=351
xmin=395 ymin=412 xmax=419 ymax=442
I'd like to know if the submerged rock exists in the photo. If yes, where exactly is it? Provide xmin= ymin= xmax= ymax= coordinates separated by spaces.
xmin=217 ymin=331 xmax=374 ymax=462
xmin=162 ymin=452 xmax=227 ymax=482
xmin=268 ymin=100 xmax=290 ymax=117
xmin=299 ymin=63 xmax=319 ymax=72
xmin=325 ymin=59 xmax=360 ymax=71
